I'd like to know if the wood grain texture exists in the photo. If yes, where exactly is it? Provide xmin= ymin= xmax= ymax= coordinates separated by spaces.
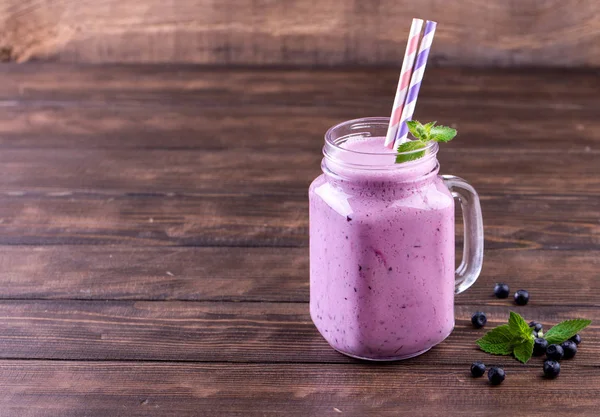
xmin=0 ymin=247 xmax=598 ymax=305
xmin=1 ymin=1 xmax=600 ymax=66
xmin=0 ymin=65 xmax=597 ymax=415
xmin=0 ymin=192 xmax=598 ymax=249
xmin=0 ymin=66 xmax=598 ymax=152
xmin=1 ymin=148 xmax=599 ymax=196
xmin=0 ymin=301 xmax=596 ymax=363
xmin=0 ymin=362 xmax=598 ymax=417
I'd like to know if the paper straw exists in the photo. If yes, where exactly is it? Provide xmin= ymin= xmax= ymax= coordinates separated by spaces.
xmin=393 ymin=20 xmax=437 ymax=148
xmin=383 ymin=18 xmax=424 ymax=148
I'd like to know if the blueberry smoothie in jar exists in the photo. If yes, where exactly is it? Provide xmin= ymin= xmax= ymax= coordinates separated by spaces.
xmin=309 ymin=118 xmax=483 ymax=360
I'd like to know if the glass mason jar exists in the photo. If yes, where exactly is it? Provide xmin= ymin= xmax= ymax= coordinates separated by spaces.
xmin=309 ymin=117 xmax=484 ymax=361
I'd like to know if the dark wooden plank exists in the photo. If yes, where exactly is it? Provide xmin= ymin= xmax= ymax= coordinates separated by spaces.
xmin=0 ymin=246 xmax=311 ymax=301
xmin=0 ymin=67 xmax=598 ymax=150
xmin=0 ymin=301 xmax=596 ymax=363
xmin=1 ymin=361 xmax=599 ymax=417
xmin=1 ymin=104 xmax=599 ymax=151
xmin=0 ymin=193 xmax=307 ymax=246
xmin=0 ymin=148 xmax=598 ymax=195
xmin=1 ymin=2 xmax=600 ymax=67
xmin=0 ymin=192 xmax=598 ymax=248
xmin=0 ymin=361 xmax=598 ymax=417
xmin=0 ymin=247 xmax=599 ymax=306
xmin=1 ymin=66 xmax=598 ymax=101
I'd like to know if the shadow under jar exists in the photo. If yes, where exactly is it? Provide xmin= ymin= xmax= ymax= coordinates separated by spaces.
xmin=309 ymin=117 xmax=484 ymax=361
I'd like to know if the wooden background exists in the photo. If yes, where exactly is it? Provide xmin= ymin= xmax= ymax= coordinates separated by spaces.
xmin=0 ymin=64 xmax=598 ymax=415
xmin=1 ymin=0 xmax=599 ymax=66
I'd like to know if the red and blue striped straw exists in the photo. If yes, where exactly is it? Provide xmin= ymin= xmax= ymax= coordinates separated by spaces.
xmin=394 ymin=20 xmax=437 ymax=148
xmin=384 ymin=18 xmax=424 ymax=148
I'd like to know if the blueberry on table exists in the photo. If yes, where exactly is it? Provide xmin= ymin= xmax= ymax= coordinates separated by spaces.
xmin=570 ymin=334 xmax=582 ymax=345
xmin=560 ymin=340 xmax=577 ymax=359
xmin=470 ymin=361 xmax=486 ymax=377
xmin=543 ymin=360 xmax=561 ymax=379
xmin=471 ymin=312 xmax=487 ymax=329
xmin=546 ymin=344 xmax=564 ymax=361
xmin=514 ymin=290 xmax=529 ymax=306
xmin=533 ymin=338 xmax=549 ymax=356
xmin=488 ymin=367 xmax=505 ymax=385
xmin=528 ymin=321 xmax=543 ymax=332
xmin=493 ymin=283 xmax=510 ymax=299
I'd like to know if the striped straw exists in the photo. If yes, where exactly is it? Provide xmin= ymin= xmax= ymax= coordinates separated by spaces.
xmin=384 ymin=18 xmax=424 ymax=148
xmin=393 ymin=20 xmax=437 ymax=148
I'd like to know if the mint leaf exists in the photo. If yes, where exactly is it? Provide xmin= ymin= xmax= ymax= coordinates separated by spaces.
xmin=397 ymin=120 xmax=456 ymax=164
xmin=423 ymin=121 xmax=437 ymax=135
xmin=405 ymin=120 xmax=427 ymax=140
xmin=405 ymin=120 xmax=456 ymax=143
xmin=476 ymin=325 xmax=516 ymax=355
xmin=508 ymin=311 xmax=531 ymax=338
xmin=513 ymin=337 xmax=534 ymax=363
xmin=477 ymin=312 xmax=535 ymax=362
xmin=395 ymin=140 xmax=426 ymax=163
xmin=544 ymin=319 xmax=592 ymax=344
xmin=429 ymin=125 xmax=457 ymax=143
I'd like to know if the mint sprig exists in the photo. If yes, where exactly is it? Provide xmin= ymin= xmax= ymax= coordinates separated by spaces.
xmin=477 ymin=312 xmax=534 ymax=363
xmin=476 ymin=311 xmax=592 ymax=364
xmin=396 ymin=120 xmax=457 ymax=163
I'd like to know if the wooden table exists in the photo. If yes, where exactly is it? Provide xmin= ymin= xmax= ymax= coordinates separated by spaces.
xmin=0 ymin=64 xmax=598 ymax=416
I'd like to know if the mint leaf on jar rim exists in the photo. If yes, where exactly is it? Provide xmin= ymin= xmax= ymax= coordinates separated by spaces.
xmin=429 ymin=125 xmax=457 ymax=142
xmin=395 ymin=120 xmax=457 ymax=164
xmin=406 ymin=120 xmax=428 ymax=140
xmin=423 ymin=121 xmax=437 ymax=135
xmin=404 ymin=120 xmax=456 ymax=143
xmin=395 ymin=140 xmax=427 ymax=163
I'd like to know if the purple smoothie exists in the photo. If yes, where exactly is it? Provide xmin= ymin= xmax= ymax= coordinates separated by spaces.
xmin=309 ymin=136 xmax=455 ymax=360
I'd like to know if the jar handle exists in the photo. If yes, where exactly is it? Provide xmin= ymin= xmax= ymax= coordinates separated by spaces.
xmin=442 ymin=175 xmax=484 ymax=294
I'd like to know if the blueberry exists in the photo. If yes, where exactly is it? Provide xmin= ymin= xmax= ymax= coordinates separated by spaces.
xmin=528 ymin=321 xmax=543 ymax=332
xmin=570 ymin=334 xmax=582 ymax=345
xmin=561 ymin=340 xmax=577 ymax=359
xmin=546 ymin=344 xmax=564 ymax=361
xmin=533 ymin=338 xmax=548 ymax=356
xmin=471 ymin=312 xmax=487 ymax=329
xmin=470 ymin=361 xmax=486 ymax=377
xmin=543 ymin=360 xmax=561 ymax=379
xmin=494 ymin=283 xmax=510 ymax=299
xmin=488 ymin=367 xmax=505 ymax=385
xmin=514 ymin=289 xmax=529 ymax=306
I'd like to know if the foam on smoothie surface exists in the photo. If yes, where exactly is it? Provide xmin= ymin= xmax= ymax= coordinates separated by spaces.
xmin=337 ymin=136 xmax=396 ymax=166
xmin=334 ymin=136 xmax=435 ymax=183
xmin=341 ymin=136 xmax=395 ymax=153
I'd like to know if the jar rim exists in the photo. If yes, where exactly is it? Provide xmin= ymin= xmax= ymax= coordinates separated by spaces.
xmin=323 ymin=117 xmax=438 ymax=170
